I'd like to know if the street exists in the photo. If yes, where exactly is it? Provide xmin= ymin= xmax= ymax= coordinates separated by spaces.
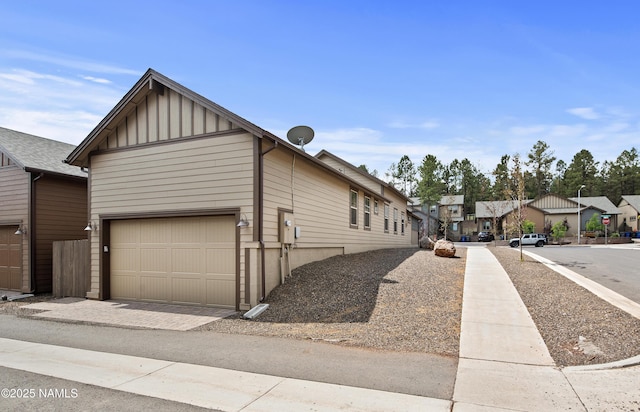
xmin=524 ymin=244 xmax=640 ymax=304
xmin=0 ymin=366 xmax=212 ymax=412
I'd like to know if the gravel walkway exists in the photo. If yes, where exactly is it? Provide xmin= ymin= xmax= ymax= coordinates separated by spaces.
xmin=490 ymin=246 xmax=640 ymax=367
xmin=197 ymin=248 xmax=465 ymax=357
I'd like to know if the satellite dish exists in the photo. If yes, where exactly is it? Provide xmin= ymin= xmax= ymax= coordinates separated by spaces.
xmin=287 ymin=125 xmax=314 ymax=151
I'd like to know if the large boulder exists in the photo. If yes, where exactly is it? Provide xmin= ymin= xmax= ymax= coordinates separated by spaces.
xmin=434 ymin=239 xmax=456 ymax=258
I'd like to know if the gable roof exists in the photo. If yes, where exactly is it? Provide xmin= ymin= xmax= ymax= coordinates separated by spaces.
xmin=440 ymin=194 xmax=464 ymax=206
xmin=66 ymin=68 xmax=273 ymax=167
xmin=64 ymin=69 xmax=406 ymax=206
xmin=620 ymin=195 xmax=640 ymax=212
xmin=568 ymin=196 xmax=620 ymax=215
xmin=475 ymin=200 xmax=520 ymax=218
xmin=0 ymin=127 xmax=87 ymax=178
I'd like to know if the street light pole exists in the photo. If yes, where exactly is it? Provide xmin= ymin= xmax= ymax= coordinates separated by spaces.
xmin=577 ymin=184 xmax=586 ymax=244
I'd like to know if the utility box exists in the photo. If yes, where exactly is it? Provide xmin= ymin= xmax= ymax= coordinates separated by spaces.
xmin=279 ymin=212 xmax=295 ymax=244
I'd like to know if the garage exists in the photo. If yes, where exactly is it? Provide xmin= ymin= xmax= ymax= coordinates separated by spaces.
xmin=110 ymin=216 xmax=237 ymax=308
xmin=0 ymin=225 xmax=22 ymax=291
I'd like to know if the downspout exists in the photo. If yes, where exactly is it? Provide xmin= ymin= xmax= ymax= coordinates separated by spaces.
xmin=28 ymin=172 xmax=44 ymax=293
xmin=259 ymin=138 xmax=278 ymax=301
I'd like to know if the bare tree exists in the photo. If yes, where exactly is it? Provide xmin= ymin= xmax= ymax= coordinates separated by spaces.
xmin=504 ymin=154 xmax=528 ymax=261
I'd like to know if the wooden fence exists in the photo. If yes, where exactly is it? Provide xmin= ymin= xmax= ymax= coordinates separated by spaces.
xmin=52 ymin=239 xmax=89 ymax=298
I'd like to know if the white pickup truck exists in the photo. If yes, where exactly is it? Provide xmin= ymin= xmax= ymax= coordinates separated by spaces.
xmin=509 ymin=233 xmax=548 ymax=248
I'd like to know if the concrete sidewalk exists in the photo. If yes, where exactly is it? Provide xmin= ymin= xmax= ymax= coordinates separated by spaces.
xmin=453 ymin=246 xmax=640 ymax=411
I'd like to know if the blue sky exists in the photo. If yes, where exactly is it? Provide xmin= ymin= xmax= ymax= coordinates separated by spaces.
xmin=1 ymin=1 xmax=639 ymax=178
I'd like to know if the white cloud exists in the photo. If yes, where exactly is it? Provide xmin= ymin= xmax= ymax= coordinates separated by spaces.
xmin=567 ymin=107 xmax=600 ymax=120
xmin=82 ymin=76 xmax=112 ymax=84
xmin=0 ymin=68 xmax=124 ymax=144
xmin=5 ymin=49 xmax=140 ymax=76
xmin=387 ymin=119 xmax=440 ymax=129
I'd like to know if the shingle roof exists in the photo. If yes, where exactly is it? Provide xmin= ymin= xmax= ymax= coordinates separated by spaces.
xmin=475 ymin=200 xmax=520 ymax=218
xmin=620 ymin=195 xmax=640 ymax=212
xmin=568 ymin=196 xmax=620 ymax=214
xmin=0 ymin=127 xmax=86 ymax=178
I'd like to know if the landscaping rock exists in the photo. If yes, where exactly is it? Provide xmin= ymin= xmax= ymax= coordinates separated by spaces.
xmin=434 ymin=240 xmax=456 ymax=257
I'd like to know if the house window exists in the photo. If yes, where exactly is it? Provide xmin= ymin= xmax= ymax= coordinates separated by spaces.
xmin=384 ymin=204 xmax=389 ymax=232
xmin=374 ymin=200 xmax=379 ymax=215
xmin=401 ymin=212 xmax=405 ymax=235
xmin=364 ymin=196 xmax=371 ymax=229
xmin=350 ymin=189 xmax=358 ymax=227
xmin=394 ymin=208 xmax=398 ymax=234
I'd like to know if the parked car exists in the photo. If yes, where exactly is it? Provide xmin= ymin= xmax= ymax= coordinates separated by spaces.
xmin=478 ymin=231 xmax=495 ymax=242
xmin=509 ymin=233 xmax=547 ymax=247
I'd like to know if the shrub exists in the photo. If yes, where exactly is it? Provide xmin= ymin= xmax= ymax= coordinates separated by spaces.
xmin=551 ymin=220 xmax=567 ymax=242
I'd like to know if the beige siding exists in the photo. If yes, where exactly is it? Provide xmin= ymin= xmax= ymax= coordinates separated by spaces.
xmin=262 ymin=148 xmax=412 ymax=297
xmin=91 ymin=134 xmax=254 ymax=214
xmin=317 ymin=154 xmax=384 ymax=195
xmin=0 ymin=165 xmax=30 ymax=291
xmin=618 ymin=201 xmax=639 ymax=231
xmin=87 ymin=132 xmax=255 ymax=300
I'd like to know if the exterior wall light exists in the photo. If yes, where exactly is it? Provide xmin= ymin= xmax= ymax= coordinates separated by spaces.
xmin=84 ymin=222 xmax=97 ymax=231
xmin=14 ymin=226 xmax=26 ymax=235
xmin=237 ymin=214 xmax=250 ymax=228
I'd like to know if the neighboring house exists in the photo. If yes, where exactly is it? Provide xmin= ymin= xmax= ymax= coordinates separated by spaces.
xmin=528 ymin=193 xmax=606 ymax=237
xmin=439 ymin=195 xmax=464 ymax=240
xmin=408 ymin=197 xmax=439 ymax=240
xmin=0 ymin=127 xmax=88 ymax=293
xmin=475 ymin=199 xmax=545 ymax=238
xmin=618 ymin=195 xmax=640 ymax=232
xmin=475 ymin=200 xmax=520 ymax=237
xmin=65 ymin=69 xmax=414 ymax=311
xmin=569 ymin=196 xmax=621 ymax=232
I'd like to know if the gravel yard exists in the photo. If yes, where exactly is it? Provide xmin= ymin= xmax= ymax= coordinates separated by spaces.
xmin=490 ymin=246 xmax=640 ymax=367
xmin=197 ymin=247 xmax=465 ymax=357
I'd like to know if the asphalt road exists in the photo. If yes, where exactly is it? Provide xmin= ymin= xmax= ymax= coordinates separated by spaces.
xmin=0 ymin=316 xmax=457 ymax=400
xmin=523 ymin=244 xmax=640 ymax=304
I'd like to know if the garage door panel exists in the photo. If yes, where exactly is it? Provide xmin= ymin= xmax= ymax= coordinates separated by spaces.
xmin=206 ymin=278 xmax=235 ymax=306
xmin=205 ymin=218 xmax=236 ymax=242
xmin=140 ymin=276 xmax=170 ymax=301
xmin=111 ymin=274 xmax=140 ymax=299
xmin=110 ymin=216 xmax=236 ymax=308
xmin=111 ymin=249 xmax=140 ymax=271
xmin=171 ymin=277 xmax=203 ymax=304
xmin=111 ymin=222 xmax=140 ymax=244
xmin=0 ymin=226 xmax=22 ymax=291
xmin=206 ymin=249 xmax=235 ymax=274
xmin=172 ymin=248 xmax=203 ymax=274
xmin=140 ymin=248 xmax=169 ymax=272
xmin=140 ymin=220 xmax=170 ymax=243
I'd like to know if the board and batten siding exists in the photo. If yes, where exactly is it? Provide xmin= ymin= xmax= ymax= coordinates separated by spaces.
xmin=87 ymin=132 xmax=255 ymax=299
xmin=0 ymin=164 xmax=30 ymax=291
xmin=262 ymin=148 xmax=412 ymax=293
xmin=97 ymin=88 xmax=238 ymax=151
